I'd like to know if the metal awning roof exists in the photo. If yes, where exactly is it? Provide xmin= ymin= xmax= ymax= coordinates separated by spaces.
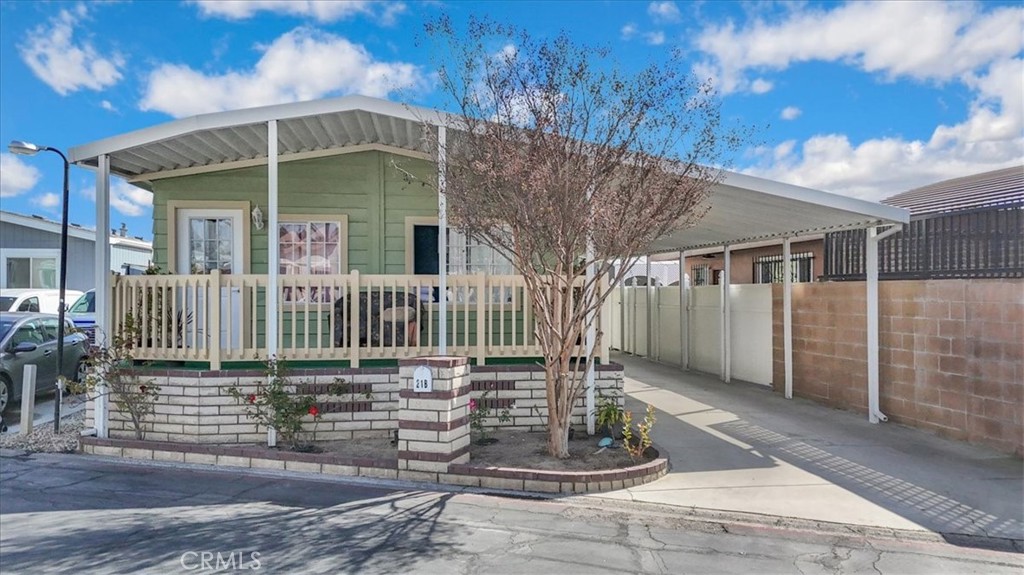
xmin=882 ymin=165 xmax=1023 ymax=216
xmin=648 ymin=171 xmax=909 ymax=253
xmin=69 ymin=95 xmax=908 ymax=250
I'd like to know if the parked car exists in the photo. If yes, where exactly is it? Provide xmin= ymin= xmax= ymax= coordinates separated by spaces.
xmin=0 ymin=312 xmax=89 ymax=416
xmin=0 ymin=289 xmax=84 ymax=314
xmin=68 ymin=289 xmax=96 ymax=342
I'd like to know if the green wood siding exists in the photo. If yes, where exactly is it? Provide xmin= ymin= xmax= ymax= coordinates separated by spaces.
xmin=150 ymin=150 xmax=436 ymax=274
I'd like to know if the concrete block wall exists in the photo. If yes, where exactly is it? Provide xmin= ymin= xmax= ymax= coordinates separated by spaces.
xmin=93 ymin=362 xmax=625 ymax=443
xmin=772 ymin=279 xmax=1023 ymax=455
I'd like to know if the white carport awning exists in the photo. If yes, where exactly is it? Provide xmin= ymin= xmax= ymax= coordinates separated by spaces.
xmin=647 ymin=171 xmax=909 ymax=254
xmin=69 ymin=95 xmax=451 ymax=181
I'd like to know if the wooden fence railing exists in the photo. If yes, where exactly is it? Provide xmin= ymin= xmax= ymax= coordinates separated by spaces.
xmin=110 ymin=272 xmax=589 ymax=369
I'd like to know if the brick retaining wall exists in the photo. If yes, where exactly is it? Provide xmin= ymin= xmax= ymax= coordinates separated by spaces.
xmin=87 ymin=363 xmax=624 ymax=444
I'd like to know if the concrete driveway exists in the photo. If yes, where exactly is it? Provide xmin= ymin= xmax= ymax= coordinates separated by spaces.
xmin=596 ymin=353 xmax=1023 ymax=543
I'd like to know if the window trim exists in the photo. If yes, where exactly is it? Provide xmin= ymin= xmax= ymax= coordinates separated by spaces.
xmin=1 ymin=248 xmax=60 ymax=289
xmin=167 ymin=201 xmax=251 ymax=274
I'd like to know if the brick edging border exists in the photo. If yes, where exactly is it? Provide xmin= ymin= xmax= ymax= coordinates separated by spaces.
xmin=79 ymin=436 xmax=667 ymax=495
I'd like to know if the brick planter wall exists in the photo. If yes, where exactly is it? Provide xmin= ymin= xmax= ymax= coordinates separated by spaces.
xmin=86 ymin=362 xmax=625 ymax=444
xmin=772 ymin=279 xmax=1023 ymax=455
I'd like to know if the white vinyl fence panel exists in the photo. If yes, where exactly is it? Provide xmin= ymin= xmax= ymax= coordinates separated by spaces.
xmin=612 ymin=283 xmax=773 ymax=386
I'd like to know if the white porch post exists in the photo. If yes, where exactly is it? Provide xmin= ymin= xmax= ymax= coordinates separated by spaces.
xmin=437 ymin=125 xmax=448 ymax=354
xmin=265 ymin=120 xmax=280 ymax=447
xmin=867 ymin=225 xmax=900 ymax=423
xmin=783 ymin=237 xmax=793 ymax=399
xmin=585 ymin=243 xmax=596 ymax=435
xmin=678 ymin=250 xmax=688 ymax=370
xmin=645 ymin=256 xmax=652 ymax=358
xmin=722 ymin=245 xmax=731 ymax=382
xmin=266 ymin=120 xmax=280 ymax=359
xmin=94 ymin=154 xmax=111 ymax=438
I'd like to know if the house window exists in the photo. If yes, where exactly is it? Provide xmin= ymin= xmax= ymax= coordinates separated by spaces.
xmin=753 ymin=252 xmax=814 ymax=284
xmin=279 ymin=217 xmax=347 ymax=303
xmin=690 ymin=264 xmax=711 ymax=287
xmin=2 ymin=250 xmax=58 ymax=289
xmin=410 ymin=224 xmax=514 ymax=276
xmin=187 ymin=217 xmax=235 ymax=274
xmin=408 ymin=221 xmax=515 ymax=303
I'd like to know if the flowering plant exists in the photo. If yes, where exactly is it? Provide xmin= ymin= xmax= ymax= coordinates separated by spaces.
xmin=228 ymin=357 xmax=342 ymax=449
xmin=468 ymin=391 xmax=511 ymax=444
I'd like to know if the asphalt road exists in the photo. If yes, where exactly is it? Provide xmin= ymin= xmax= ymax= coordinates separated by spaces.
xmin=0 ymin=452 xmax=1020 ymax=575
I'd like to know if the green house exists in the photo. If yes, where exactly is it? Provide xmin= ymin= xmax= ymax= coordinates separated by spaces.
xmin=69 ymin=96 xmax=605 ymax=369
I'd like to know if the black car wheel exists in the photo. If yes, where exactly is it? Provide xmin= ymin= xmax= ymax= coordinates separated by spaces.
xmin=0 ymin=376 xmax=11 ymax=417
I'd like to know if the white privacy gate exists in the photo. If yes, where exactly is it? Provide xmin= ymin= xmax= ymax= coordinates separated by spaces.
xmin=611 ymin=284 xmax=774 ymax=386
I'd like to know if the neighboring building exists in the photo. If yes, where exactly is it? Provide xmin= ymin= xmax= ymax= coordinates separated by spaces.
xmin=0 ymin=211 xmax=153 ymax=291
xmin=678 ymin=165 xmax=1024 ymax=285
xmin=824 ymin=166 xmax=1023 ymax=280
xmin=671 ymin=236 xmax=824 ymax=287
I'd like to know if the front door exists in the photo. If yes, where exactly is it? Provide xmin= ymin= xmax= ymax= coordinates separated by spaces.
xmin=176 ymin=209 xmax=243 ymax=351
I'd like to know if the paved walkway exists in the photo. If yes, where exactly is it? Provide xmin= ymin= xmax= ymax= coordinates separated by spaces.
xmin=594 ymin=353 xmax=1023 ymax=542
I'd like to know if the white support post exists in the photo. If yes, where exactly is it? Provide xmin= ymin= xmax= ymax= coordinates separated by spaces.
xmin=867 ymin=225 xmax=900 ymax=423
xmin=266 ymin=120 xmax=280 ymax=359
xmin=722 ymin=246 xmax=731 ymax=382
xmin=94 ymin=154 xmax=111 ymax=438
xmin=645 ymin=256 xmax=652 ymax=358
xmin=783 ymin=238 xmax=793 ymax=399
xmin=266 ymin=118 xmax=278 ymax=446
xmin=585 ymin=243 xmax=596 ymax=436
xmin=437 ymin=125 xmax=448 ymax=355
xmin=678 ymin=251 xmax=688 ymax=370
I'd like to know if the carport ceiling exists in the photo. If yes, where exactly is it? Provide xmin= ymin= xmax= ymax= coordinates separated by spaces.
xmin=69 ymin=95 xmax=908 ymax=247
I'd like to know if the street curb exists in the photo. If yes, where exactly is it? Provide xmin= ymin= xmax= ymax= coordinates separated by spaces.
xmin=33 ymin=449 xmax=1023 ymax=555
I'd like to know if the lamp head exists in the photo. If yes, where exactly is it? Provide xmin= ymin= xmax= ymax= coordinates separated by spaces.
xmin=8 ymin=140 xmax=42 ymax=156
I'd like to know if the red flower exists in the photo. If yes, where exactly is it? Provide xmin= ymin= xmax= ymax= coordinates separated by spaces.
xmin=308 ymin=405 xmax=320 ymax=417
xmin=469 ymin=399 xmax=478 ymax=411
xmin=247 ymin=394 xmax=256 ymax=404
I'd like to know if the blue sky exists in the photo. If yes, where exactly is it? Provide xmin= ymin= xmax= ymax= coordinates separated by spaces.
xmin=1 ymin=0 xmax=1021 ymax=241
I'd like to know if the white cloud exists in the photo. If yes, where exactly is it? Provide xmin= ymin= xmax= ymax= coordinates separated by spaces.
xmin=18 ymin=6 xmax=124 ymax=95
xmin=81 ymin=179 xmax=152 ymax=217
xmin=694 ymin=2 xmax=1023 ymax=94
xmin=780 ymin=106 xmax=801 ymax=120
xmin=745 ymin=56 xmax=1024 ymax=200
xmin=621 ymin=23 xmax=638 ymax=40
xmin=100 ymin=100 xmax=117 ymax=112
xmin=32 ymin=192 xmax=61 ymax=209
xmin=644 ymin=31 xmax=666 ymax=46
xmin=0 ymin=154 xmax=42 ymax=198
xmin=702 ymin=3 xmax=1024 ymax=201
xmin=746 ymin=56 xmax=1023 ymax=201
xmin=750 ymin=78 xmax=773 ymax=94
xmin=140 ymin=28 xmax=428 ymax=118
xmin=190 ymin=1 xmax=406 ymax=25
xmin=648 ymin=2 xmax=681 ymax=23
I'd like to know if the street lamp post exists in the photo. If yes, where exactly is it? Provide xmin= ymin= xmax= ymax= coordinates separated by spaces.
xmin=8 ymin=140 xmax=71 ymax=433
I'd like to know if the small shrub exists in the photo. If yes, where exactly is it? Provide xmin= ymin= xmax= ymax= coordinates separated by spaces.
xmin=621 ymin=403 xmax=657 ymax=462
xmin=468 ymin=391 xmax=511 ymax=444
xmin=227 ymin=357 xmax=345 ymax=449
xmin=73 ymin=314 xmax=161 ymax=440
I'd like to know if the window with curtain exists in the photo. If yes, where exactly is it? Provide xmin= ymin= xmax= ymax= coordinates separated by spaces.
xmin=279 ymin=220 xmax=344 ymax=303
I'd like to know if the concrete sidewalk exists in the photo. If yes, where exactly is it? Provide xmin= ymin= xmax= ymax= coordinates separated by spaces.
xmin=595 ymin=353 xmax=1023 ymax=542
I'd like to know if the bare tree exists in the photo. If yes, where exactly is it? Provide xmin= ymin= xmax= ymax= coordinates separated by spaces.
xmin=415 ymin=17 xmax=748 ymax=458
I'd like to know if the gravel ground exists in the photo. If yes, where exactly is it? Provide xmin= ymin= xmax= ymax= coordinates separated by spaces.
xmin=0 ymin=412 xmax=85 ymax=453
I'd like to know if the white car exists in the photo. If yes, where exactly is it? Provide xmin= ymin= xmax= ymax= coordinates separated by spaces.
xmin=0 ymin=289 xmax=84 ymax=315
